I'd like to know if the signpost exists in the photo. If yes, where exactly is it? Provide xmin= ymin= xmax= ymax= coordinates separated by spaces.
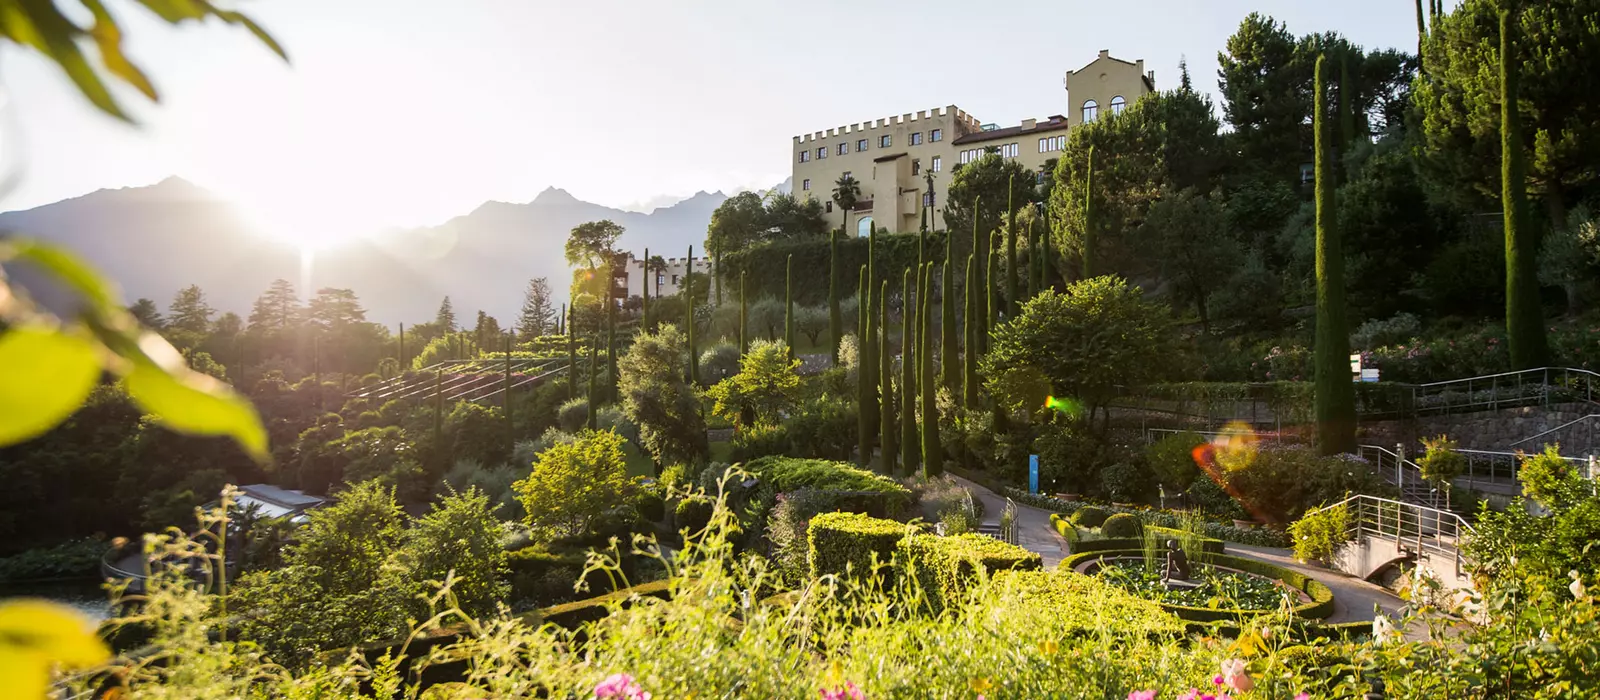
xmin=1028 ymin=454 xmax=1039 ymax=495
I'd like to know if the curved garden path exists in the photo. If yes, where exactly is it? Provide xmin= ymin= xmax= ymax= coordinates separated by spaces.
xmin=950 ymin=475 xmax=1405 ymax=626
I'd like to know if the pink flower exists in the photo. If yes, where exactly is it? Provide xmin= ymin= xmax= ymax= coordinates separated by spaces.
xmin=595 ymin=673 xmax=651 ymax=700
xmin=1128 ymin=692 xmax=1156 ymax=700
xmin=1295 ymin=694 xmax=1311 ymax=700
xmin=1219 ymin=659 xmax=1254 ymax=692
xmin=819 ymin=682 xmax=864 ymax=700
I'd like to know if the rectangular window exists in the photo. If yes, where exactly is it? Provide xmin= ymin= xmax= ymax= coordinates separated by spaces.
xmin=932 ymin=156 xmax=942 ymax=172
xmin=912 ymin=159 xmax=921 ymax=175
xmin=923 ymin=192 xmax=933 ymax=206
xmin=930 ymin=128 xmax=943 ymax=142
xmin=1039 ymin=137 xmax=1048 ymax=153
xmin=802 ymin=178 xmax=811 ymax=191
xmin=910 ymin=132 xmax=923 ymax=146
xmin=799 ymin=150 xmax=810 ymax=163
xmin=842 ymin=171 xmax=851 ymax=180
xmin=671 ymin=274 xmax=680 ymax=285
xmin=817 ymin=146 xmax=827 ymax=159
xmin=826 ymin=201 xmax=834 ymax=213
xmin=1001 ymin=143 xmax=1019 ymax=158
xmin=838 ymin=143 xmax=848 ymax=156
xmin=880 ymin=134 xmax=892 ymax=148
xmin=656 ymin=274 xmax=664 ymax=285
xmin=857 ymin=139 xmax=868 ymax=152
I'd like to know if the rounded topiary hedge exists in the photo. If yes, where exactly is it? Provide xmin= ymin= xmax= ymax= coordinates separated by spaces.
xmin=1058 ymin=550 xmax=1336 ymax=623
xmin=1101 ymin=513 xmax=1143 ymax=538
xmin=899 ymin=533 xmax=1043 ymax=614
xmin=675 ymin=496 xmax=714 ymax=535
xmin=807 ymin=512 xmax=908 ymax=580
xmin=1071 ymin=506 xmax=1110 ymax=528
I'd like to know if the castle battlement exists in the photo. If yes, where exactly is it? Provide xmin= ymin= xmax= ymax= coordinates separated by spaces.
xmin=794 ymin=105 xmax=979 ymax=144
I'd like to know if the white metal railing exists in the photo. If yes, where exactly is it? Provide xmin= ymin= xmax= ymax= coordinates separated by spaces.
xmin=1333 ymin=493 xmax=1475 ymax=578
xmin=1411 ymin=366 xmax=1600 ymax=415
xmin=1142 ymin=427 xmax=1295 ymax=444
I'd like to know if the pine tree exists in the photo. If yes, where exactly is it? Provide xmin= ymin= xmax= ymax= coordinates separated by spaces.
xmin=829 ymin=230 xmax=842 ymax=364
xmin=921 ymin=263 xmax=941 ymax=476
xmin=941 ymin=232 xmax=958 ymax=394
xmin=901 ymin=267 xmax=919 ymax=475
xmin=879 ymin=279 xmax=894 ymax=474
xmin=857 ymin=264 xmax=872 ymax=468
xmin=436 ymin=296 xmax=457 ymax=333
xmin=1082 ymin=146 xmax=1097 ymax=279
xmin=247 ymin=279 xmax=298 ymax=332
xmin=686 ymin=245 xmax=698 ymax=385
xmin=1500 ymin=8 xmax=1548 ymax=369
xmin=1005 ymin=173 xmax=1019 ymax=319
xmin=516 ymin=277 xmax=556 ymax=341
xmin=739 ymin=271 xmax=749 ymax=355
xmin=785 ymin=254 xmax=796 ymax=359
xmin=167 ymin=284 xmax=214 ymax=336
xmin=963 ymin=254 xmax=980 ymax=410
xmin=1313 ymin=54 xmax=1357 ymax=456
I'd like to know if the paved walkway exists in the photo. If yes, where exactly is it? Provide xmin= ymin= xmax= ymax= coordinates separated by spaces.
xmin=950 ymin=475 xmax=1406 ymax=627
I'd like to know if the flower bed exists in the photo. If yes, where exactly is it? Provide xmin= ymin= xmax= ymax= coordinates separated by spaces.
xmin=1049 ymin=514 xmax=1227 ymax=556
xmin=1059 ymin=549 xmax=1335 ymax=623
xmin=1014 ymin=490 xmax=1293 ymax=548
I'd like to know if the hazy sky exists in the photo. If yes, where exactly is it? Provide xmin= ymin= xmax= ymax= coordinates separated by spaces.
xmin=2 ymin=0 xmax=1422 ymax=239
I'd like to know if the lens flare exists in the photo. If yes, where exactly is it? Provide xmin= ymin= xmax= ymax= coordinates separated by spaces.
xmin=1044 ymin=395 xmax=1084 ymax=419
xmin=1189 ymin=421 xmax=1269 ymax=524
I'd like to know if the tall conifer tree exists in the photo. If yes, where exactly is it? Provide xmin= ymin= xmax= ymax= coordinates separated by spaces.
xmin=1313 ymin=54 xmax=1357 ymax=455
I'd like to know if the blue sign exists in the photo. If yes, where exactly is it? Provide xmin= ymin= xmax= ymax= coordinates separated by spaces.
xmin=1028 ymin=454 xmax=1040 ymax=494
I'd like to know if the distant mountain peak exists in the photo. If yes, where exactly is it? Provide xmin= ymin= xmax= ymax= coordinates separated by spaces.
xmin=533 ymin=186 xmax=579 ymax=205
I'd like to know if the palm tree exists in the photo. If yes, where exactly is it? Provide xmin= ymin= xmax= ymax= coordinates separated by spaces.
xmin=832 ymin=174 xmax=861 ymax=235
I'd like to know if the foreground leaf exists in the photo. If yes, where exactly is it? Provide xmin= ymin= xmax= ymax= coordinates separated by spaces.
xmin=0 ymin=326 xmax=100 ymax=447
xmin=124 ymin=359 xmax=268 ymax=461
xmin=0 ymin=599 xmax=111 ymax=699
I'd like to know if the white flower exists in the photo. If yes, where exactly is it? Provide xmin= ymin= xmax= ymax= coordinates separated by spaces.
xmin=1570 ymin=570 xmax=1587 ymax=601
xmin=1372 ymin=614 xmax=1396 ymax=646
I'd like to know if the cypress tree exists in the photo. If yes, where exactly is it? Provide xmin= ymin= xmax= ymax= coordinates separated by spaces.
xmin=879 ymin=279 xmax=894 ymax=474
xmin=1041 ymin=207 xmax=1055 ymax=291
xmin=739 ymin=271 xmax=749 ymax=355
xmin=865 ymin=234 xmax=878 ymax=439
xmin=1005 ymin=173 xmax=1019 ymax=319
xmin=963 ymin=254 xmax=980 ymax=409
xmin=969 ymin=197 xmax=986 ymax=357
xmin=586 ymin=341 xmax=598 ymax=430
xmin=1026 ymin=216 xmax=1039 ymax=300
xmin=857 ymin=264 xmax=872 ymax=468
xmin=567 ymin=306 xmax=578 ymax=400
xmin=942 ymin=231 xmax=959 ymax=394
xmin=1313 ymin=54 xmax=1357 ymax=456
xmin=1083 ymin=146 xmax=1097 ymax=279
xmin=986 ymin=246 xmax=999 ymax=342
xmin=828 ymin=230 xmax=842 ymax=364
xmin=641 ymin=247 xmax=651 ymax=331
xmin=1415 ymin=0 xmax=1428 ymax=70
xmin=714 ymin=251 xmax=722 ymax=306
xmin=901 ymin=267 xmax=919 ymax=474
xmin=606 ymin=303 xmax=617 ymax=403
xmin=784 ymin=254 xmax=795 ymax=359
xmin=1500 ymin=7 xmax=1548 ymax=369
xmin=1339 ymin=52 xmax=1357 ymax=155
xmin=921 ymin=263 xmax=941 ymax=476
xmin=686 ymin=245 xmax=698 ymax=385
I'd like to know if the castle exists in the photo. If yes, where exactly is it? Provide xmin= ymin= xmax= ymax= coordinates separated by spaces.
xmin=791 ymin=50 xmax=1155 ymax=235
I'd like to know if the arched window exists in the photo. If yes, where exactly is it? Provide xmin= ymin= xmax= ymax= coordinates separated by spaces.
xmin=857 ymin=216 xmax=874 ymax=238
xmin=1110 ymin=95 xmax=1127 ymax=116
xmin=1082 ymin=99 xmax=1099 ymax=123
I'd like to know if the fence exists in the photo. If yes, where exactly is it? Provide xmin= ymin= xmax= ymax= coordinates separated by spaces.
xmin=1410 ymin=367 xmax=1600 ymax=415
xmin=1334 ymin=493 xmax=1475 ymax=580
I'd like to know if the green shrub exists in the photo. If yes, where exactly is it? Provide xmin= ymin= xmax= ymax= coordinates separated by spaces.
xmin=807 ymin=512 xmax=907 ymax=580
xmin=505 ymin=546 xmax=589 ymax=607
xmin=1071 ymin=506 xmax=1109 ymax=528
xmin=556 ymin=397 xmax=590 ymax=433
xmin=0 ymin=538 xmax=106 ymax=582
xmin=1099 ymin=462 xmax=1152 ymax=503
xmin=989 ymin=570 xmax=1185 ymax=637
xmin=675 ymin=496 xmax=714 ymax=535
xmin=1101 ymin=513 xmax=1143 ymax=538
xmin=898 ymin=533 xmax=1043 ymax=614
xmin=1145 ymin=526 xmax=1224 ymax=554
xmin=1144 ymin=431 xmax=1205 ymax=490
xmin=635 ymin=489 xmax=666 ymax=522
xmin=728 ymin=422 xmax=789 ymax=463
xmin=744 ymin=456 xmax=913 ymax=516
xmin=1008 ymin=489 xmax=1293 ymax=548
xmin=1288 ymin=501 xmax=1353 ymax=564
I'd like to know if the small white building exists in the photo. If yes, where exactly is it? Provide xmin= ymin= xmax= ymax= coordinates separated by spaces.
xmin=622 ymin=256 xmax=712 ymax=299
xmin=235 ymin=484 xmax=325 ymax=523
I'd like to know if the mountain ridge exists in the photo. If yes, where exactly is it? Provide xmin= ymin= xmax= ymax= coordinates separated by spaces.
xmin=0 ymin=177 xmax=750 ymax=327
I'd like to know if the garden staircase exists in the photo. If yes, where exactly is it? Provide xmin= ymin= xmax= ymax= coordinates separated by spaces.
xmin=346 ymin=357 xmax=570 ymax=405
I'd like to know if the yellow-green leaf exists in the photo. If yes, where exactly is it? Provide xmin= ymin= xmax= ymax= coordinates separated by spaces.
xmin=124 ymin=360 xmax=268 ymax=461
xmin=4 ymin=240 xmax=122 ymax=313
xmin=0 ymin=599 xmax=111 ymax=699
xmin=0 ymin=326 xmax=101 ymax=447
xmin=81 ymin=0 xmax=159 ymax=100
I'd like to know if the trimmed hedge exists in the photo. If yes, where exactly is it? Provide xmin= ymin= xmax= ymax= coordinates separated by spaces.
xmin=1008 ymin=488 xmax=1293 ymax=548
xmin=1059 ymin=550 xmax=1335 ymax=623
xmin=807 ymin=512 xmax=908 ymax=580
xmin=744 ymin=456 xmax=914 ymax=517
xmin=899 ymin=533 xmax=1043 ymax=614
xmin=1071 ymin=506 xmax=1110 ymax=528
xmin=990 ymin=570 xmax=1186 ymax=638
xmin=1101 ymin=513 xmax=1143 ymax=538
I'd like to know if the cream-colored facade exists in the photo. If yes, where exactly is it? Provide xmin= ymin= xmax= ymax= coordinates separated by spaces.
xmin=622 ymin=256 xmax=711 ymax=299
xmin=791 ymin=50 xmax=1155 ymax=236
